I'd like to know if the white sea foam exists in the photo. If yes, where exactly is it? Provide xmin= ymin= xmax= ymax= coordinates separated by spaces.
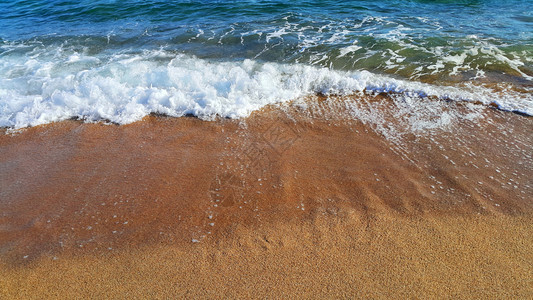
xmin=0 ymin=50 xmax=531 ymax=129
xmin=338 ymin=44 xmax=362 ymax=58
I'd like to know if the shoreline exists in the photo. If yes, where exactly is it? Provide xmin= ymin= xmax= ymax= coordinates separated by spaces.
xmin=1 ymin=96 xmax=532 ymax=297
xmin=2 ymin=92 xmax=532 ymax=134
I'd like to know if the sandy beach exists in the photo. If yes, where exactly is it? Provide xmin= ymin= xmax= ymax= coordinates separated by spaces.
xmin=1 ymin=96 xmax=532 ymax=298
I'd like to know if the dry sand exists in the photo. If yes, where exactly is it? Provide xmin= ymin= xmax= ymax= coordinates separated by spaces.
xmin=1 ymin=96 xmax=532 ymax=298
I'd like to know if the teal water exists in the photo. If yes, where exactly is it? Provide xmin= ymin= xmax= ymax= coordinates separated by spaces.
xmin=1 ymin=0 xmax=532 ymax=127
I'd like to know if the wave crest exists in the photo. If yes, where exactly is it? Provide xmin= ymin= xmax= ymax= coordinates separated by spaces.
xmin=1 ymin=51 xmax=531 ymax=128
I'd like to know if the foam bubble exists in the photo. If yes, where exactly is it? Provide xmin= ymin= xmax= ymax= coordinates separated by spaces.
xmin=0 ymin=49 xmax=531 ymax=129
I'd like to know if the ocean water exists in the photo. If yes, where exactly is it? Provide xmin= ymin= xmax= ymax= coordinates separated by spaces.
xmin=0 ymin=0 xmax=532 ymax=128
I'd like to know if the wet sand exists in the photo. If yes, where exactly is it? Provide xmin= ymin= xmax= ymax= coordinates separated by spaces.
xmin=1 ymin=96 xmax=532 ymax=298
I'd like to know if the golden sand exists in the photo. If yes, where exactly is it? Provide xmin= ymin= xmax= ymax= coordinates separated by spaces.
xmin=2 ymin=214 xmax=532 ymax=298
xmin=1 ymin=97 xmax=532 ymax=298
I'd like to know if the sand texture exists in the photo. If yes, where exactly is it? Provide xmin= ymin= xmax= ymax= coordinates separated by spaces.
xmin=1 ymin=96 xmax=532 ymax=298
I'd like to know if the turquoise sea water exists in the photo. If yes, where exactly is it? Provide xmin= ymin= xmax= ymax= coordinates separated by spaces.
xmin=1 ymin=0 xmax=532 ymax=127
